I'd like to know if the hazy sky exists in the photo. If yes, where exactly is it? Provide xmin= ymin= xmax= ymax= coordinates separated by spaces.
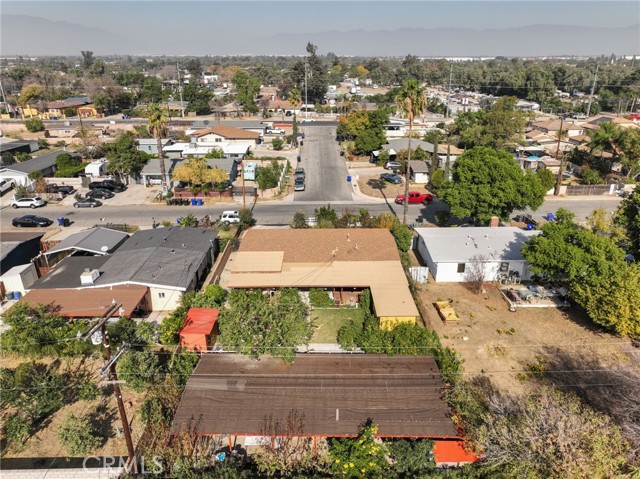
xmin=2 ymin=1 xmax=638 ymax=55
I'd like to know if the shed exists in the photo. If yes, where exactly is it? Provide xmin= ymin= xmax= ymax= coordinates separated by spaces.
xmin=409 ymin=160 xmax=429 ymax=184
xmin=0 ymin=263 xmax=39 ymax=297
xmin=433 ymin=440 xmax=479 ymax=467
xmin=179 ymin=308 xmax=219 ymax=351
xmin=85 ymin=159 xmax=107 ymax=177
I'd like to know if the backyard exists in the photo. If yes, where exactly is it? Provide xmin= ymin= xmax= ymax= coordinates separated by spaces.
xmin=310 ymin=307 xmax=365 ymax=343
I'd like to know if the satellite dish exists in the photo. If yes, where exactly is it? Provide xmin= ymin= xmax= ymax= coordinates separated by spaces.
xmin=100 ymin=246 xmax=109 ymax=252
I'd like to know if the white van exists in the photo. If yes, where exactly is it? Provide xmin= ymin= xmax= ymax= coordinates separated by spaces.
xmin=220 ymin=210 xmax=240 ymax=225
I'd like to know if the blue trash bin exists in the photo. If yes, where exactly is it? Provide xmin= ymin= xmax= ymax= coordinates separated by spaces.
xmin=197 ymin=198 xmax=203 ymax=206
xmin=191 ymin=198 xmax=197 ymax=206
xmin=347 ymin=175 xmax=352 ymax=183
xmin=13 ymin=291 xmax=21 ymax=300
xmin=177 ymin=217 xmax=182 ymax=225
xmin=526 ymin=223 xmax=534 ymax=231
xmin=57 ymin=217 xmax=64 ymax=226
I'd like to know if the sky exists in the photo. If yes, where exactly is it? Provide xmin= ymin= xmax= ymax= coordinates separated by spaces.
xmin=1 ymin=1 xmax=639 ymax=56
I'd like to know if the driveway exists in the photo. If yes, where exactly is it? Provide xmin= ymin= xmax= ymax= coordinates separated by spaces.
xmin=293 ymin=125 xmax=352 ymax=203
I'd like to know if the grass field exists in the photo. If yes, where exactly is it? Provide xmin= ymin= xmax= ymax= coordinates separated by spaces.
xmin=310 ymin=307 xmax=365 ymax=343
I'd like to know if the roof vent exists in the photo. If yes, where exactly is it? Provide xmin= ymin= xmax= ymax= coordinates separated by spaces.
xmin=170 ymin=249 xmax=175 ymax=254
xmin=80 ymin=269 xmax=100 ymax=285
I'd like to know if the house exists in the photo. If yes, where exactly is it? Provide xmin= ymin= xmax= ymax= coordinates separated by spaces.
xmin=163 ymin=141 xmax=250 ymax=161
xmin=414 ymin=226 xmax=540 ymax=283
xmin=580 ymin=114 xmax=640 ymax=131
xmin=45 ymin=126 xmax=79 ymax=138
xmin=171 ymin=354 xmax=457 ymax=442
xmin=191 ymin=125 xmax=261 ymax=144
xmin=409 ymin=160 xmax=430 ymax=184
xmin=29 ymin=227 xmax=218 ymax=311
xmin=0 ymin=232 xmax=44 ymax=274
xmin=227 ymin=229 xmax=419 ymax=330
xmin=0 ymin=138 xmax=39 ymax=157
xmin=179 ymin=308 xmax=219 ymax=351
xmin=374 ymin=139 xmax=463 ymax=169
xmin=39 ymin=100 xmax=88 ymax=119
xmin=516 ymin=100 xmax=540 ymax=111
xmin=136 ymin=157 xmax=238 ymax=186
xmin=188 ymin=120 xmax=265 ymax=136
xmin=530 ymin=119 xmax=584 ymax=137
xmin=76 ymin=104 xmax=98 ymax=118
xmin=163 ymin=101 xmax=188 ymax=116
xmin=136 ymin=138 xmax=173 ymax=155
xmin=0 ymin=150 xmax=71 ymax=186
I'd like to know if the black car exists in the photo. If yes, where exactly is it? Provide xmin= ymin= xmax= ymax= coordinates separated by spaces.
xmin=86 ymin=188 xmax=115 ymax=199
xmin=46 ymin=183 xmax=74 ymax=195
xmin=12 ymin=215 xmax=53 ymax=227
xmin=74 ymin=198 xmax=102 ymax=208
xmin=88 ymin=180 xmax=125 ymax=192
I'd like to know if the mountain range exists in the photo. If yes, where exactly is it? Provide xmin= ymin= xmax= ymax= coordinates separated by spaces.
xmin=1 ymin=14 xmax=638 ymax=57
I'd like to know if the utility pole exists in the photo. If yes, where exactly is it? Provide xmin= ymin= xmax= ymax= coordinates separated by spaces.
xmin=585 ymin=64 xmax=599 ymax=118
xmin=554 ymin=116 xmax=566 ymax=196
xmin=241 ymin=155 xmax=246 ymax=209
xmin=79 ymin=304 xmax=137 ymax=473
xmin=304 ymin=61 xmax=308 ymax=120
xmin=446 ymin=64 xmax=453 ymax=118
xmin=176 ymin=62 xmax=185 ymax=118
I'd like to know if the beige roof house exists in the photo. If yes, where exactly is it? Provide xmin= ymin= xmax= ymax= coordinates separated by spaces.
xmin=228 ymin=229 xmax=419 ymax=326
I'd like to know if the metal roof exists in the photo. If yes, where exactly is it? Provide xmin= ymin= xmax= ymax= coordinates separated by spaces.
xmin=6 ymin=150 xmax=71 ymax=174
xmin=45 ymin=227 xmax=129 ymax=256
xmin=171 ymin=354 xmax=457 ymax=438
xmin=414 ymin=227 xmax=540 ymax=263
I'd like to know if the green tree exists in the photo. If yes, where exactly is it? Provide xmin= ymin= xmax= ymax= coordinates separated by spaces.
xmin=396 ymin=79 xmax=427 ymax=224
xmin=25 ymin=117 xmax=44 ymax=132
xmin=271 ymin=137 xmax=284 ymax=150
xmin=4 ymin=414 xmax=31 ymax=448
xmin=388 ymin=439 xmax=436 ymax=478
xmin=117 ymin=351 xmax=164 ymax=392
xmin=291 ymin=211 xmax=309 ymax=228
xmin=354 ymin=128 xmax=385 ymax=154
xmin=329 ymin=422 xmax=390 ymax=478
xmin=536 ymin=168 xmax=556 ymax=191
xmin=232 ymin=70 xmax=260 ymax=113
xmin=315 ymin=204 xmax=338 ymax=228
xmin=81 ymin=51 xmax=95 ymax=69
xmin=430 ymin=169 xmax=445 ymax=191
xmin=57 ymin=413 xmax=101 ymax=455
xmin=204 ymin=147 xmax=224 ymax=159
xmin=615 ymin=189 xmax=640 ymax=258
xmin=581 ymin=167 xmax=602 ymax=185
xmin=239 ymin=208 xmax=254 ymax=226
xmin=171 ymin=157 xmax=227 ymax=187
xmin=146 ymin=103 xmax=169 ymax=189
xmin=104 ymin=132 xmax=150 ymax=182
xmin=440 ymin=147 xmax=546 ymax=223
xmin=391 ymin=222 xmax=413 ymax=252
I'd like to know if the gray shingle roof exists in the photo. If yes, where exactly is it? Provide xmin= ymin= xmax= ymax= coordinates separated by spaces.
xmin=140 ymin=158 xmax=235 ymax=176
xmin=46 ymin=227 xmax=129 ymax=256
xmin=8 ymin=150 xmax=73 ymax=174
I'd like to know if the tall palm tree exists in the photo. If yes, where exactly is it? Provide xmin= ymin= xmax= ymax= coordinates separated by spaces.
xmin=147 ymin=104 xmax=169 ymax=190
xmin=395 ymin=79 xmax=427 ymax=225
xmin=588 ymin=121 xmax=623 ymax=157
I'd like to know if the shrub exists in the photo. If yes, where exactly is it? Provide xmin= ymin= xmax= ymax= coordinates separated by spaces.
xmin=581 ymin=168 xmax=602 ymax=185
xmin=117 ymin=351 xmax=164 ymax=392
xmin=291 ymin=211 xmax=309 ymax=229
xmin=135 ymin=321 xmax=158 ymax=344
xmin=25 ymin=117 xmax=44 ymax=132
xmin=57 ymin=413 xmax=101 ymax=456
xmin=309 ymin=288 xmax=333 ymax=307
xmin=430 ymin=169 xmax=445 ymax=190
xmin=78 ymin=381 xmax=100 ymax=401
xmin=168 ymin=351 xmax=200 ymax=387
xmin=180 ymin=213 xmax=198 ymax=227
xmin=239 ymin=208 xmax=254 ymax=226
xmin=272 ymin=137 xmax=284 ymax=150
xmin=391 ymin=222 xmax=413 ymax=252
xmin=4 ymin=414 xmax=31 ymax=447
xmin=536 ymin=168 xmax=556 ymax=191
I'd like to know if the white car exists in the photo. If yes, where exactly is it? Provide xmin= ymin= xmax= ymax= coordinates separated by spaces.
xmin=220 ymin=210 xmax=240 ymax=225
xmin=11 ymin=196 xmax=46 ymax=209
xmin=300 ymin=118 xmax=315 ymax=123
xmin=0 ymin=179 xmax=15 ymax=195
xmin=265 ymin=128 xmax=285 ymax=135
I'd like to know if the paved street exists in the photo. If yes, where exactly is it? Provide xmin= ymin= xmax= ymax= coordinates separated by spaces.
xmin=293 ymin=125 xmax=352 ymax=202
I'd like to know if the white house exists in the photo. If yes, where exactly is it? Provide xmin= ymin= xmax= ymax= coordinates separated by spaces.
xmin=414 ymin=226 xmax=540 ymax=283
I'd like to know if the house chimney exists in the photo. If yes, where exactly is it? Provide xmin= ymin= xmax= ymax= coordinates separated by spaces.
xmin=489 ymin=216 xmax=500 ymax=228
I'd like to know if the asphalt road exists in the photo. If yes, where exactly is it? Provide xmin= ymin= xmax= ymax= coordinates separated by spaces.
xmin=0 ymin=196 xmax=622 ymax=230
xmin=293 ymin=125 xmax=352 ymax=202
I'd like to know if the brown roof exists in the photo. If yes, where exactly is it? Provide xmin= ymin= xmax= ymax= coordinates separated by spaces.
xmin=238 ymin=229 xmax=400 ymax=263
xmin=192 ymin=125 xmax=260 ymax=140
xmin=171 ymin=354 xmax=457 ymax=438
xmin=531 ymin=119 xmax=583 ymax=131
xmin=44 ymin=100 xmax=87 ymax=110
xmin=20 ymin=285 xmax=148 ymax=318
xmin=268 ymin=100 xmax=295 ymax=110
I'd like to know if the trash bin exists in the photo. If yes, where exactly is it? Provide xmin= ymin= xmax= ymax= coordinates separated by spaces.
xmin=5 ymin=292 xmax=14 ymax=300
xmin=13 ymin=291 xmax=21 ymax=300
xmin=57 ymin=217 xmax=64 ymax=226
xmin=191 ymin=198 xmax=197 ymax=206
xmin=526 ymin=223 xmax=534 ymax=231
xmin=300 ymin=140 xmax=303 ymax=146
xmin=63 ymin=218 xmax=70 ymax=227
xmin=197 ymin=198 xmax=203 ymax=206
xmin=177 ymin=217 xmax=182 ymax=225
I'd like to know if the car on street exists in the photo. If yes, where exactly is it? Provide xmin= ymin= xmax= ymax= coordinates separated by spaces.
xmin=0 ymin=179 xmax=15 ymax=195
xmin=86 ymin=188 xmax=115 ymax=199
xmin=74 ymin=198 xmax=102 ymax=208
xmin=300 ymin=118 xmax=315 ymax=123
xmin=295 ymin=167 xmax=305 ymax=179
xmin=11 ymin=196 xmax=46 ymax=209
xmin=88 ymin=180 xmax=126 ymax=192
xmin=384 ymin=161 xmax=402 ymax=170
xmin=380 ymin=173 xmax=403 ymax=184
xmin=265 ymin=127 xmax=285 ymax=135
xmin=12 ymin=215 xmax=53 ymax=227
xmin=46 ymin=183 xmax=74 ymax=195
xmin=294 ymin=177 xmax=306 ymax=191
xmin=220 ymin=210 xmax=240 ymax=225
xmin=395 ymin=191 xmax=433 ymax=205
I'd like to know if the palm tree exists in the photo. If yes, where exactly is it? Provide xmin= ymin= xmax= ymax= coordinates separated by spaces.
xmin=147 ymin=104 xmax=169 ymax=191
xmin=395 ymin=79 xmax=427 ymax=225
xmin=588 ymin=121 xmax=623 ymax=157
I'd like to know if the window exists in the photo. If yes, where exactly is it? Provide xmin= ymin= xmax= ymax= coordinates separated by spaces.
xmin=215 ymin=138 xmax=222 ymax=142
xmin=457 ymin=263 xmax=466 ymax=273
xmin=158 ymin=292 xmax=165 ymax=298
xmin=500 ymin=262 xmax=509 ymax=272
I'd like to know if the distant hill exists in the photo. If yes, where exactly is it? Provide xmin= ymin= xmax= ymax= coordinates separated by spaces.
xmin=1 ymin=14 xmax=637 ymax=57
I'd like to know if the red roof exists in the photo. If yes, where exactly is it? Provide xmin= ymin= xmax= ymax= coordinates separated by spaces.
xmin=433 ymin=440 xmax=479 ymax=466
xmin=180 ymin=308 xmax=219 ymax=335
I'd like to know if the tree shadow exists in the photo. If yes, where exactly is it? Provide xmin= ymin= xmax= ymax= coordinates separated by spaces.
xmin=88 ymin=402 xmax=117 ymax=446
xmin=367 ymin=178 xmax=396 ymax=215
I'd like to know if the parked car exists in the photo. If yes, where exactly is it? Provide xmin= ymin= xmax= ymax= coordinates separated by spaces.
xmin=46 ymin=183 xmax=74 ymax=195
xmin=220 ymin=210 xmax=240 ymax=225
xmin=384 ymin=161 xmax=402 ymax=170
xmin=380 ymin=173 xmax=403 ymax=184
xmin=395 ymin=191 xmax=433 ymax=205
xmin=74 ymin=198 xmax=102 ymax=208
xmin=300 ymin=118 xmax=315 ymax=123
xmin=295 ymin=167 xmax=305 ymax=179
xmin=513 ymin=214 xmax=537 ymax=226
xmin=0 ymin=179 xmax=15 ymax=195
xmin=86 ymin=188 xmax=115 ymax=199
xmin=294 ymin=177 xmax=306 ymax=191
xmin=12 ymin=215 xmax=53 ymax=227
xmin=11 ymin=196 xmax=46 ymax=209
xmin=265 ymin=127 xmax=285 ymax=135
xmin=88 ymin=180 xmax=125 ymax=192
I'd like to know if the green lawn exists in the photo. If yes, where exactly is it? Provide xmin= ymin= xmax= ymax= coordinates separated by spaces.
xmin=310 ymin=307 xmax=365 ymax=343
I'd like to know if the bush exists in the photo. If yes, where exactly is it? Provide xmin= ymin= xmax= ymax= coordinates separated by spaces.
xmin=180 ymin=213 xmax=198 ymax=227
xmin=239 ymin=208 xmax=254 ymax=226
xmin=117 ymin=351 xmax=164 ymax=392
xmin=272 ymin=137 xmax=284 ymax=150
xmin=78 ymin=381 xmax=100 ymax=401
xmin=168 ymin=351 xmax=200 ymax=387
xmin=25 ymin=117 xmax=44 ymax=132
xmin=291 ymin=211 xmax=309 ymax=229
xmin=135 ymin=321 xmax=158 ymax=344
xmin=57 ymin=413 xmax=101 ymax=455
xmin=309 ymin=288 xmax=333 ymax=307
xmin=391 ymin=222 xmax=413 ymax=252
xmin=4 ymin=414 xmax=31 ymax=447
xmin=581 ymin=168 xmax=602 ymax=185
xmin=536 ymin=168 xmax=556 ymax=191
xmin=430 ymin=169 xmax=445 ymax=190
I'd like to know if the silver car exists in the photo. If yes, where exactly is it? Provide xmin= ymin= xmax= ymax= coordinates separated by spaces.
xmin=294 ymin=177 xmax=306 ymax=191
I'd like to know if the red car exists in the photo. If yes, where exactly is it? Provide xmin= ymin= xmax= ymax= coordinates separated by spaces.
xmin=395 ymin=191 xmax=433 ymax=205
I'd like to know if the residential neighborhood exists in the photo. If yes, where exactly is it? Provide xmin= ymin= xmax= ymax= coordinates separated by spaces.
xmin=0 ymin=3 xmax=639 ymax=479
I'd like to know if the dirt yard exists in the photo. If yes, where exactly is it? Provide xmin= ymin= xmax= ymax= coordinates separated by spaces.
xmin=416 ymin=281 xmax=635 ymax=394
xmin=358 ymin=174 xmax=418 ymax=199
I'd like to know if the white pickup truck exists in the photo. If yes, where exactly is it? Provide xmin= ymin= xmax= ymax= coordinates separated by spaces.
xmin=265 ymin=127 xmax=285 ymax=135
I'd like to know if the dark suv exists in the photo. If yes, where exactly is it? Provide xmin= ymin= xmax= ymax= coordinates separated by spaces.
xmin=88 ymin=180 xmax=126 ymax=192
